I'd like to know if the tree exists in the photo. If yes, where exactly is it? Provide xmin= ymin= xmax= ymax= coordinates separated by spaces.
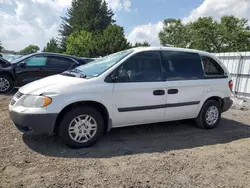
xmin=66 ymin=30 xmax=93 ymax=57
xmin=188 ymin=17 xmax=220 ymax=52
xmin=59 ymin=0 xmax=115 ymax=51
xmin=96 ymin=24 xmax=130 ymax=56
xmin=66 ymin=25 xmax=130 ymax=57
xmin=159 ymin=19 xmax=189 ymax=48
xmin=19 ymin=45 xmax=40 ymax=55
xmin=0 ymin=41 xmax=3 ymax=53
xmin=219 ymin=16 xmax=250 ymax=52
xmin=43 ymin=38 xmax=61 ymax=53
xmin=158 ymin=16 xmax=250 ymax=52
xmin=1 ymin=49 xmax=18 ymax=55
xmin=133 ymin=41 xmax=151 ymax=47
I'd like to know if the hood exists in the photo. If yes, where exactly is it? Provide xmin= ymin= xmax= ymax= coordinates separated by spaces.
xmin=19 ymin=74 xmax=88 ymax=95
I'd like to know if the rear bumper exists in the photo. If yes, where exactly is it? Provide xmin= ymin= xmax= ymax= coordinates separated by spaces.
xmin=222 ymin=97 xmax=233 ymax=112
xmin=9 ymin=110 xmax=58 ymax=135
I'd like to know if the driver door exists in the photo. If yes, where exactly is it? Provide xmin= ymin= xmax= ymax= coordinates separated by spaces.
xmin=15 ymin=55 xmax=47 ymax=86
xmin=111 ymin=51 xmax=167 ymax=127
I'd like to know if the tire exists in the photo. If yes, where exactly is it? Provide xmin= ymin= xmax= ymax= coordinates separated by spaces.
xmin=196 ymin=100 xmax=221 ymax=129
xmin=59 ymin=106 xmax=104 ymax=148
xmin=0 ymin=74 xmax=14 ymax=93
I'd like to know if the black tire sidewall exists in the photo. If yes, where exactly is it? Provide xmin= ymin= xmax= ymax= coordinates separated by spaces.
xmin=0 ymin=75 xmax=14 ymax=93
xmin=201 ymin=100 xmax=221 ymax=129
xmin=59 ymin=106 xmax=104 ymax=148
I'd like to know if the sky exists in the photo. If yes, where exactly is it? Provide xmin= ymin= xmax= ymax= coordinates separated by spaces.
xmin=0 ymin=0 xmax=250 ymax=51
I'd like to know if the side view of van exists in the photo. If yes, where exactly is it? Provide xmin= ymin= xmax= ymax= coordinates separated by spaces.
xmin=9 ymin=47 xmax=233 ymax=148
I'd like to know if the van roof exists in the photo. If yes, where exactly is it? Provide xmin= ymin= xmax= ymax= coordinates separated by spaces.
xmin=132 ymin=46 xmax=212 ymax=56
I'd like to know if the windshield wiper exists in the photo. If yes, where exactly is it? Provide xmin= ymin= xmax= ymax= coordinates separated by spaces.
xmin=62 ymin=69 xmax=87 ymax=78
xmin=61 ymin=72 xmax=76 ymax=77
xmin=69 ymin=69 xmax=87 ymax=78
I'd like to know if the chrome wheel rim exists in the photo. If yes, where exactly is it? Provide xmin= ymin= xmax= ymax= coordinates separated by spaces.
xmin=205 ymin=106 xmax=219 ymax=125
xmin=0 ymin=78 xmax=10 ymax=92
xmin=68 ymin=115 xmax=97 ymax=143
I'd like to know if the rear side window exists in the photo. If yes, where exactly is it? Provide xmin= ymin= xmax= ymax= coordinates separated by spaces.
xmin=161 ymin=51 xmax=203 ymax=80
xmin=46 ymin=57 xmax=74 ymax=68
xmin=202 ymin=56 xmax=224 ymax=75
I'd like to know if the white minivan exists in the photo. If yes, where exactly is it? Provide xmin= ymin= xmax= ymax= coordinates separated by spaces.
xmin=9 ymin=47 xmax=233 ymax=148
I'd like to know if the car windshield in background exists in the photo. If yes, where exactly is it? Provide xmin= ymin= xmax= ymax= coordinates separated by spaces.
xmin=72 ymin=49 xmax=134 ymax=78
xmin=0 ymin=57 xmax=10 ymax=65
xmin=2 ymin=54 xmax=23 ymax=62
xmin=11 ymin=54 xmax=30 ymax=63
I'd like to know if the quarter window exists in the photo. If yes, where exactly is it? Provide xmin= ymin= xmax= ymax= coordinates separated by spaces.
xmin=116 ymin=51 xmax=163 ymax=82
xmin=161 ymin=51 xmax=204 ymax=80
xmin=202 ymin=56 xmax=224 ymax=75
xmin=25 ymin=56 xmax=46 ymax=66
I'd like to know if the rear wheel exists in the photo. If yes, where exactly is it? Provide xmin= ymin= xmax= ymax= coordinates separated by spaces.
xmin=0 ymin=75 xmax=14 ymax=93
xmin=59 ymin=106 xmax=104 ymax=148
xmin=196 ymin=100 xmax=221 ymax=129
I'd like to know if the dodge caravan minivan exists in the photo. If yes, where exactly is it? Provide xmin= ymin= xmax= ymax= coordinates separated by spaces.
xmin=9 ymin=47 xmax=233 ymax=148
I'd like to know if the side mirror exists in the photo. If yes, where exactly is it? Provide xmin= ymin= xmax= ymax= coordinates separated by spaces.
xmin=20 ymin=62 xmax=27 ymax=68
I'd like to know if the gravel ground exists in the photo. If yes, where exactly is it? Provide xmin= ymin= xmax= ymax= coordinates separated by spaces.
xmin=1 ymin=92 xmax=250 ymax=188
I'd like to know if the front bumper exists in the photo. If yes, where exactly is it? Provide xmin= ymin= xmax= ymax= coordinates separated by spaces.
xmin=9 ymin=110 xmax=58 ymax=135
xmin=222 ymin=97 xmax=233 ymax=112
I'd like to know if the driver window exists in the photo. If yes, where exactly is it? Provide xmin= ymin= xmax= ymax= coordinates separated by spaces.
xmin=25 ymin=56 xmax=47 ymax=66
xmin=116 ymin=51 xmax=163 ymax=82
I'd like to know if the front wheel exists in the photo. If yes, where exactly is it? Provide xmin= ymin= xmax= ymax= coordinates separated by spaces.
xmin=59 ymin=106 xmax=104 ymax=148
xmin=0 ymin=75 xmax=14 ymax=93
xmin=196 ymin=100 xmax=221 ymax=129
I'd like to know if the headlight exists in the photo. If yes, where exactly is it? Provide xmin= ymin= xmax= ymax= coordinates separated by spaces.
xmin=22 ymin=95 xmax=52 ymax=108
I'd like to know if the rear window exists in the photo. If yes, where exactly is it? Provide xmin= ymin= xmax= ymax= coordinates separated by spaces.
xmin=161 ymin=51 xmax=204 ymax=80
xmin=202 ymin=56 xmax=224 ymax=76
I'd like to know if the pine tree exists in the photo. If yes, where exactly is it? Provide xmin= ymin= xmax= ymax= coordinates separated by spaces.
xmin=59 ymin=0 xmax=114 ymax=51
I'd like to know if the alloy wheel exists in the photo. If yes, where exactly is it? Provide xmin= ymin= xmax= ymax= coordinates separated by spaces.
xmin=205 ymin=106 xmax=219 ymax=125
xmin=68 ymin=115 xmax=98 ymax=143
xmin=0 ymin=78 xmax=10 ymax=92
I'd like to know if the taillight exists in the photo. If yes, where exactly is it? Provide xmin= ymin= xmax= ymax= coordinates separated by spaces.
xmin=228 ymin=80 xmax=233 ymax=92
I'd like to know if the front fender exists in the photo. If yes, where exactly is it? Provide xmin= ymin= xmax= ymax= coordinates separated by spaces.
xmin=47 ymin=93 xmax=113 ymax=119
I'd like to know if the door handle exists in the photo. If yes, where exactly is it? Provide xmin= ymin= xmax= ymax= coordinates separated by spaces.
xmin=153 ymin=90 xmax=165 ymax=96
xmin=168 ymin=89 xmax=178 ymax=94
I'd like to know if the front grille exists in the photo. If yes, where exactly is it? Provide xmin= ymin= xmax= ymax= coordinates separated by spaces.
xmin=10 ymin=91 xmax=23 ymax=106
xmin=10 ymin=99 xmax=16 ymax=106
xmin=15 ymin=92 xmax=23 ymax=99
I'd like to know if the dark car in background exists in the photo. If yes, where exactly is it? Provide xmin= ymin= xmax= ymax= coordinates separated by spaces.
xmin=0 ymin=52 xmax=93 ymax=93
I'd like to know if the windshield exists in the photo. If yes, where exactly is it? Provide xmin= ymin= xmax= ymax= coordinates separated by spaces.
xmin=72 ymin=49 xmax=134 ymax=77
xmin=2 ymin=54 xmax=23 ymax=62
xmin=11 ymin=54 xmax=30 ymax=63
